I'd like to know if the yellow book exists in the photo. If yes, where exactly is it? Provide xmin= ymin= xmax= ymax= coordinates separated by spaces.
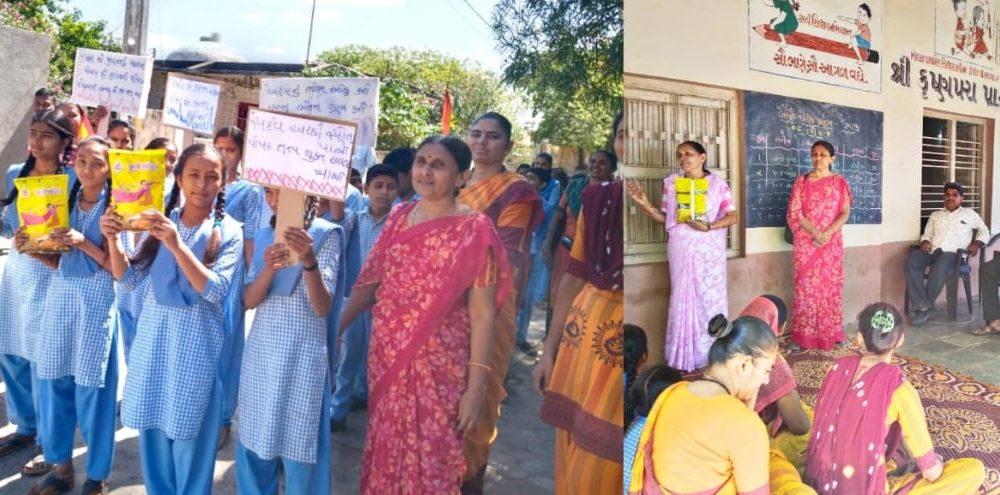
xmin=674 ymin=177 xmax=709 ymax=223
xmin=15 ymin=174 xmax=70 ymax=252
xmin=110 ymin=149 xmax=167 ymax=231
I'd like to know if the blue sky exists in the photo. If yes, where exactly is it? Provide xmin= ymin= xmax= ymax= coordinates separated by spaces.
xmin=67 ymin=0 xmax=505 ymax=72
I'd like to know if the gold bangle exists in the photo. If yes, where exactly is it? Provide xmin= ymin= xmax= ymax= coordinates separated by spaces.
xmin=470 ymin=361 xmax=492 ymax=373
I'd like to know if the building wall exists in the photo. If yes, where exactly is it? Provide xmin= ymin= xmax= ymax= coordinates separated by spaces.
xmin=0 ymin=26 xmax=52 ymax=194
xmin=624 ymin=0 xmax=1000 ymax=361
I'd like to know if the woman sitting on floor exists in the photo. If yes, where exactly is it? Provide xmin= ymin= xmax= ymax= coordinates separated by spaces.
xmin=627 ymin=314 xmax=813 ymax=495
xmin=806 ymin=302 xmax=985 ymax=494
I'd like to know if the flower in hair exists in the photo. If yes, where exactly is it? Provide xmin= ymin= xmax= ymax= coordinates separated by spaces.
xmin=870 ymin=310 xmax=896 ymax=334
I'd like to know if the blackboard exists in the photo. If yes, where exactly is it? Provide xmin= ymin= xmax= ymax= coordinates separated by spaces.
xmin=744 ymin=91 xmax=883 ymax=228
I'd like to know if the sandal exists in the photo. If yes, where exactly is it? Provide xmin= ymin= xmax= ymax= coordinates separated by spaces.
xmin=972 ymin=322 xmax=1000 ymax=336
xmin=0 ymin=432 xmax=34 ymax=457
xmin=80 ymin=479 xmax=108 ymax=495
xmin=27 ymin=469 xmax=74 ymax=495
xmin=22 ymin=454 xmax=55 ymax=477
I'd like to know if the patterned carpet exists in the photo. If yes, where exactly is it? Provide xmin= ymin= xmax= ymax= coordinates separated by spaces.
xmin=783 ymin=344 xmax=1000 ymax=494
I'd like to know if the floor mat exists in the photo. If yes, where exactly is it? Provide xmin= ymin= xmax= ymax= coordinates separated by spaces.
xmin=783 ymin=344 xmax=1000 ymax=494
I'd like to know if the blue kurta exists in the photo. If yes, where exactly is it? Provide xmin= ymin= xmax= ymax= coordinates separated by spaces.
xmin=0 ymin=163 xmax=76 ymax=360
xmin=238 ymin=219 xmax=342 ymax=463
xmin=120 ymin=212 xmax=243 ymax=440
xmin=36 ymin=196 xmax=116 ymax=387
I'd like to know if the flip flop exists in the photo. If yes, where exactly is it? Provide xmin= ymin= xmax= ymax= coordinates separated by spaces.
xmin=21 ymin=455 xmax=54 ymax=477
xmin=80 ymin=479 xmax=108 ymax=495
xmin=971 ymin=325 xmax=1000 ymax=336
xmin=0 ymin=433 xmax=34 ymax=457
xmin=27 ymin=470 xmax=74 ymax=495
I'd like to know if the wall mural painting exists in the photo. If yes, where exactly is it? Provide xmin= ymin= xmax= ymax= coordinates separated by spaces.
xmin=748 ymin=0 xmax=884 ymax=92
xmin=935 ymin=0 xmax=998 ymax=68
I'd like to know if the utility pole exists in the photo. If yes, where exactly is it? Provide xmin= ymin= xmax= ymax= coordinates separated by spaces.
xmin=123 ymin=0 xmax=150 ymax=56
xmin=305 ymin=0 xmax=317 ymax=65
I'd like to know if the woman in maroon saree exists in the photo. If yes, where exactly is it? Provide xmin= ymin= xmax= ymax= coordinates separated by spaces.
xmin=340 ymin=136 xmax=512 ymax=494
xmin=807 ymin=303 xmax=984 ymax=494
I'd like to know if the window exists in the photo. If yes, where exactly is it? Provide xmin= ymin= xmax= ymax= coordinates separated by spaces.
xmin=236 ymin=102 xmax=259 ymax=131
xmin=920 ymin=111 xmax=992 ymax=232
xmin=623 ymin=75 xmax=743 ymax=265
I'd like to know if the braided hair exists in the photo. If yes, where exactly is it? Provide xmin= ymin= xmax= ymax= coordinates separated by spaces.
xmin=130 ymin=143 xmax=227 ymax=270
xmin=2 ymin=109 xmax=75 ymax=207
xmin=268 ymin=194 xmax=320 ymax=230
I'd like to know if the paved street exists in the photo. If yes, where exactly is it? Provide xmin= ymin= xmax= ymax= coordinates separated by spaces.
xmin=0 ymin=249 xmax=555 ymax=494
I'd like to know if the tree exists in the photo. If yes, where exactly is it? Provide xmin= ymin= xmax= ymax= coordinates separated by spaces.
xmin=492 ymin=0 xmax=622 ymax=151
xmin=1 ymin=0 xmax=120 ymax=95
xmin=307 ymin=45 xmax=525 ymax=150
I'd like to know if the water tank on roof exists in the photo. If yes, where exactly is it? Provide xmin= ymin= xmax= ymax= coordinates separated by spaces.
xmin=165 ymin=33 xmax=247 ymax=63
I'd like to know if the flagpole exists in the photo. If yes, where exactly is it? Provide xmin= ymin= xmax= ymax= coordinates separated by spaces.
xmin=305 ymin=0 xmax=317 ymax=64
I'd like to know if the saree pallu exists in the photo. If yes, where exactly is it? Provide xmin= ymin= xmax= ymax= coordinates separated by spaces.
xmin=459 ymin=171 xmax=542 ymax=478
xmin=542 ymin=182 xmax=624 ymax=494
xmin=356 ymin=202 xmax=511 ymax=494
xmin=542 ymin=284 xmax=624 ymax=494
xmin=788 ymin=175 xmax=851 ymax=350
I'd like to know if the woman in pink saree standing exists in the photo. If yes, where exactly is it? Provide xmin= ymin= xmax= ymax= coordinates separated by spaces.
xmin=627 ymin=140 xmax=739 ymax=371
xmin=787 ymin=140 xmax=852 ymax=350
xmin=339 ymin=135 xmax=511 ymax=494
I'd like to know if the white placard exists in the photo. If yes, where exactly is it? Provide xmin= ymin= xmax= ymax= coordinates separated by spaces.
xmin=259 ymin=77 xmax=379 ymax=151
xmin=162 ymin=74 xmax=221 ymax=135
xmin=70 ymin=48 xmax=153 ymax=117
xmin=242 ymin=108 xmax=357 ymax=201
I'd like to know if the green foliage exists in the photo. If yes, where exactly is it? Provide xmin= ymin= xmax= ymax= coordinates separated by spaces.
xmin=1 ymin=0 xmax=119 ymax=95
xmin=307 ymin=45 xmax=522 ymax=150
xmin=492 ymin=0 xmax=623 ymax=151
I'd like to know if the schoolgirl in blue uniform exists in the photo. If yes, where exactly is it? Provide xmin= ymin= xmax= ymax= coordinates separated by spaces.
xmin=0 ymin=109 xmax=77 ymax=465
xmin=26 ymin=136 xmax=116 ymax=494
xmin=236 ymin=187 xmax=345 ymax=494
xmin=213 ymin=126 xmax=263 ymax=447
xmin=101 ymin=143 xmax=243 ymax=494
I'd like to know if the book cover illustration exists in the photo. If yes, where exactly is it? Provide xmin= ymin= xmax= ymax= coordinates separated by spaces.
xmin=109 ymin=149 xmax=166 ymax=231
xmin=14 ymin=174 xmax=70 ymax=252
xmin=675 ymin=176 xmax=710 ymax=224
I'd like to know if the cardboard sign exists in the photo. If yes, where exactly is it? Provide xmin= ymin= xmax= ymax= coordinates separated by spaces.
xmin=242 ymin=108 xmax=357 ymax=201
xmin=162 ymin=74 xmax=222 ymax=135
xmin=70 ymin=48 xmax=153 ymax=117
xmin=15 ymin=174 xmax=70 ymax=252
xmin=259 ymin=77 xmax=378 ymax=151
xmin=109 ymin=149 xmax=167 ymax=231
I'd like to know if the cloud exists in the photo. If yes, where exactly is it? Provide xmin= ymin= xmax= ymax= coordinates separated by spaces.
xmin=244 ymin=11 xmax=268 ymax=25
xmin=315 ymin=0 xmax=404 ymax=6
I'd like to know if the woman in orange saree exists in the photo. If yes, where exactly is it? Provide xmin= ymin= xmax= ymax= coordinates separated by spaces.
xmin=340 ymin=136 xmax=512 ymax=494
xmin=458 ymin=112 xmax=543 ymax=491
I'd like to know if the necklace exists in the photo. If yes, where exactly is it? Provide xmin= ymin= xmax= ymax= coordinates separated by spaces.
xmin=699 ymin=375 xmax=732 ymax=396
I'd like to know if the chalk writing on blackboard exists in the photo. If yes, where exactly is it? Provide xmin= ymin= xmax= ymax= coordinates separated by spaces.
xmin=744 ymin=91 xmax=883 ymax=228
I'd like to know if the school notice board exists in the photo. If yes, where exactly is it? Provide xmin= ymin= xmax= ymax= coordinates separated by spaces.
xmin=242 ymin=108 xmax=357 ymax=201
xmin=744 ymin=91 xmax=883 ymax=228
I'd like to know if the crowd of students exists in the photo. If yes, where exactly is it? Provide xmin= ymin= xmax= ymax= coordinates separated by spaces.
xmin=0 ymin=88 xmax=625 ymax=494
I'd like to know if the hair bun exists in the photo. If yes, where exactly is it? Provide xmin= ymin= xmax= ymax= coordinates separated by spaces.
xmin=708 ymin=314 xmax=733 ymax=339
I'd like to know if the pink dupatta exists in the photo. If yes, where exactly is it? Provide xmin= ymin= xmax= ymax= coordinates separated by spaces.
xmin=788 ymin=174 xmax=851 ymax=284
xmin=806 ymin=355 xmax=904 ymax=494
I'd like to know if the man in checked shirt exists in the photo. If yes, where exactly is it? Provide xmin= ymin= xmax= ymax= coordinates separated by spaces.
xmin=906 ymin=182 xmax=990 ymax=325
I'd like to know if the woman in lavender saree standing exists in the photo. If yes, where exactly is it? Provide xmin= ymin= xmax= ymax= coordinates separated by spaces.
xmin=627 ymin=141 xmax=738 ymax=371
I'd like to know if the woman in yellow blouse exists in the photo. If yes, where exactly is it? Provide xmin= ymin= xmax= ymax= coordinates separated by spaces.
xmin=806 ymin=303 xmax=984 ymax=494
xmin=628 ymin=314 xmax=813 ymax=495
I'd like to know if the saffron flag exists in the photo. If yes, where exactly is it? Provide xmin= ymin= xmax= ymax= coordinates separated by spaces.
xmin=441 ymin=87 xmax=452 ymax=135
xmin=77 ymin=109 xmax=94 ymax=141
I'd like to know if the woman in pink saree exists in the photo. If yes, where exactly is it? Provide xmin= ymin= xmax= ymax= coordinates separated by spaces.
xmin=807 ymin=303 xmax=984 ymax=494
xmin=627 ymin=140 xmax=739 ymax=371
xmin=339 ymin=135 xmax=511 ymax=494
xmin=787 ymin=140 xmax=852 ymax=350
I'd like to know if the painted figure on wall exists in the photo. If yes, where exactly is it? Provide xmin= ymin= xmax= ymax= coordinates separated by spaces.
xmin=839 ymin=3 xmax=874 ymax=65
xmin=765 ymin=0 xmax=801 ymax=45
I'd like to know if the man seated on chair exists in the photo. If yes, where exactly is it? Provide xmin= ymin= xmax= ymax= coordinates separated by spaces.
xmin=906 ymin=182 xmax=989 ymax=325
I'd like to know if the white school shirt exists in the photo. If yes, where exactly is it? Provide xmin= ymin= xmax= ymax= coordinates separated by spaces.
xmin=921 ymin=206 xmax=990 ymax=253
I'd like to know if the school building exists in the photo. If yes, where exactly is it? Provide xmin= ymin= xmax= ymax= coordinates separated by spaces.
xmin=624 ymin=0 xmax=1000 ymax=362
